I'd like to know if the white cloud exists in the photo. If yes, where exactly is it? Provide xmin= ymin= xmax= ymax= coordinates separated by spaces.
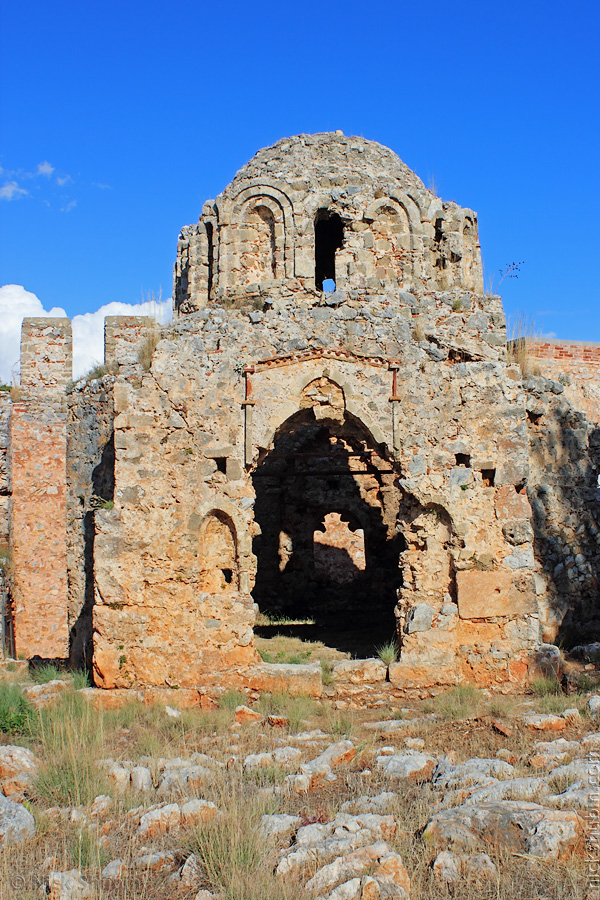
xmin=0 ymin=181 xmax=28 ymax=201
xmin=36 ymin=161 xmax=54 ymax=177
xmin=0 ymin=285 xmax=173 ymax=383
xmin=72 ymin=298 xmax=172 ymax=379
xmin=0 ymin=285 xmax=66 ymax=383
xmin=61 ymin=199 xmax=77 ymax=213
xmin=56 ymin=175 xmax=72 ymax=186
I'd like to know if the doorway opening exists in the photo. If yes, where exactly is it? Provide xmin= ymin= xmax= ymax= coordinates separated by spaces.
xmin=251 ymin=409 xmax=405 ymax=658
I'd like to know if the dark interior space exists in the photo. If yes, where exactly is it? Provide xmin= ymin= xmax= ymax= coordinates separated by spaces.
xmin=315 ymin=209 xmax=344 ymax=291
xmin=251 ymin=410 xmax=404 ymax=656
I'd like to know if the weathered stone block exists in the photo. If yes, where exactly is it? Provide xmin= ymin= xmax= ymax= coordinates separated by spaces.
xmin=457 ymin=570 xmax=536 ymax=619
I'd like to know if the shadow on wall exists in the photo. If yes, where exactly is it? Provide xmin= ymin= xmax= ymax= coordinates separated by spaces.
xmin=527 ymin=391 xmax=600 ymax=647
xmin=70 ymin=435 xmax=115 ymax=672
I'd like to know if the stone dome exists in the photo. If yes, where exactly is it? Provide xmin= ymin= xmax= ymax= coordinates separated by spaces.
xmin=174 ymin=131 xmax=483 ymax=313
xmin=225 ymin=132 xmax=429 ymax=202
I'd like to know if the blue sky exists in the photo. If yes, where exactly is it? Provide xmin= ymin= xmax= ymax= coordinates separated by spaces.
xmin=1 ymin=0 xmax=599 ymax=374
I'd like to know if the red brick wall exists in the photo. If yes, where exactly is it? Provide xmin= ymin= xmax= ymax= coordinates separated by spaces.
xmin=10 ymin=403 xmax=69 ymax=659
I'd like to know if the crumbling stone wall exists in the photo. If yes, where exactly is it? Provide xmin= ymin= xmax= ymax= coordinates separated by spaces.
xmin=0 ymin=392 xmax=11 ymax=544
xmin=522 ymin=339 xmax=600 ymax=425
xmin=174 ymin=132 xmax=484 ymax=313
xmin=524 ymin=374 xmax=600 ymax=645
xmin=0 ymin=392 xmax=11 ymax=657
xmin=7 ymin=132 xmax=599 ymax=691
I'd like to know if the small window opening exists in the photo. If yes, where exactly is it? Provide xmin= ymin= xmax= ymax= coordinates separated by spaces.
xmin=206 ymin=222 xmax=214 ymax=300
xmin=527 ymin=411 xmax=543 ymax=425
xmin=481 ymin=468 xmax=496 ymax=487
xmin=455 ymin=453 xmax=471 ymax=467
xmin=315 ymin=210 xmax=344 ymax=291
xmin=222 ymin=568 xmax=233 ymax=585
xmin=215 ymin=457 xmax=227 ymax=474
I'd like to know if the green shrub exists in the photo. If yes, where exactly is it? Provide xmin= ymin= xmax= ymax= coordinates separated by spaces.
xmin=0 ymin=683 xmax=31 ymax=734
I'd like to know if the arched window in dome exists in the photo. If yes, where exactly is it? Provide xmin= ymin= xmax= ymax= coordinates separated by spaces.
xmin=371 ymin=204 xmax=411 ymax=283
xmin=315 ymin=210 xmax=344 ymax=291
xmin=239 ymin=204 xmax=278 ymax=283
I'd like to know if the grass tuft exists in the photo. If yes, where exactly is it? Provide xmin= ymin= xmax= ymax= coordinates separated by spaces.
xmin=31 ymin=691 xmax=109 ymax=806
xmin=425 ymin=684 xmax=484 ymax=719
xmin=257 ymin=692 xmax=316 ymax=732
xmin=376 ymin=639 xmax=398 ymax=666
xmin=30 ymin=663 xmax=64 ymax=684
xmin=0 ymin=682 xmax=32 ymax=734
xmin=188 ymin=772 xmax=303 ymax=900
xmin=218 ymin=689 xmax=247 ymax=711
xmin=531 ymin=675 xmax=562 ymax=696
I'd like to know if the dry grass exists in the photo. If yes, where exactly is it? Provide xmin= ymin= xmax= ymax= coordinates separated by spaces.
xmin=137 ymin=325 xmax=160 ymax=372
xmin=0 ymin=677 xmax=593 ymax=899
xmin=506 ymin=311 xmax=541 ymax=377
xmin=255 ymin=633 xmax=349 ymax=666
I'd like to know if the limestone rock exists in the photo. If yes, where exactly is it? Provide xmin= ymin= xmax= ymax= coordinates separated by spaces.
xmin=131 ymin=766 xmax=153 ymax=791
xmin=101 ymin=859 xmax=126 ymax=879
xmin=137 ymin=802 xmax=181 ymax=838
xmin=0 ymin=793 xmax=35 ymax=843
xmin=333 ymin=659 xmax=387 ymax=684
xmin=528 ymin=738 xmax=580 ymax=770
xmin=234 ymin=704 xmax=264 ymax=724
xmin=180 ymin=853 xmax=202 ymax=887
xmin=0 ymin=744 xmax=38 ymax=800
xmin=424 ymin=800 xmax=584 ymax=858
xmin=47 ymin=870 xmax=92 ymax=899
xmin=23 ymin=679 xmax=71 ymax=708
xmin=433 ymin=850 xmax=496 ymax=883
xmin=524 ymin=713 xmax=567 ymax=731
xmin=375 ymin=751 xmax=436 ymax=782
xmin=260 ymin=813 xmax=302 ymax=846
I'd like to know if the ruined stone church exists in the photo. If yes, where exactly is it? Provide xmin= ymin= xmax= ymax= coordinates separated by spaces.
xmin=1 ymin=132 xmax=599 ymax=693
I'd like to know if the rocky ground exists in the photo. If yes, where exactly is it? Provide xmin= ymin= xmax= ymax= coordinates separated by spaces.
xmin=1 ymin=667 xmax=600 ymax=899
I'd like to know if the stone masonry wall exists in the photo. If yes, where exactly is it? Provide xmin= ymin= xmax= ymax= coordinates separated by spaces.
xmin=9 ymin=319 xmax=71 ymax=660
xmin=524 ymin=374 xmax=600 ymax=645
xmin=522 ymin=339 xmax=600 ymax=425
xmin=93 ymin=285 xmax=537 ymax=690
xmin=0 ymin=392 xmax=11 ymax=542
